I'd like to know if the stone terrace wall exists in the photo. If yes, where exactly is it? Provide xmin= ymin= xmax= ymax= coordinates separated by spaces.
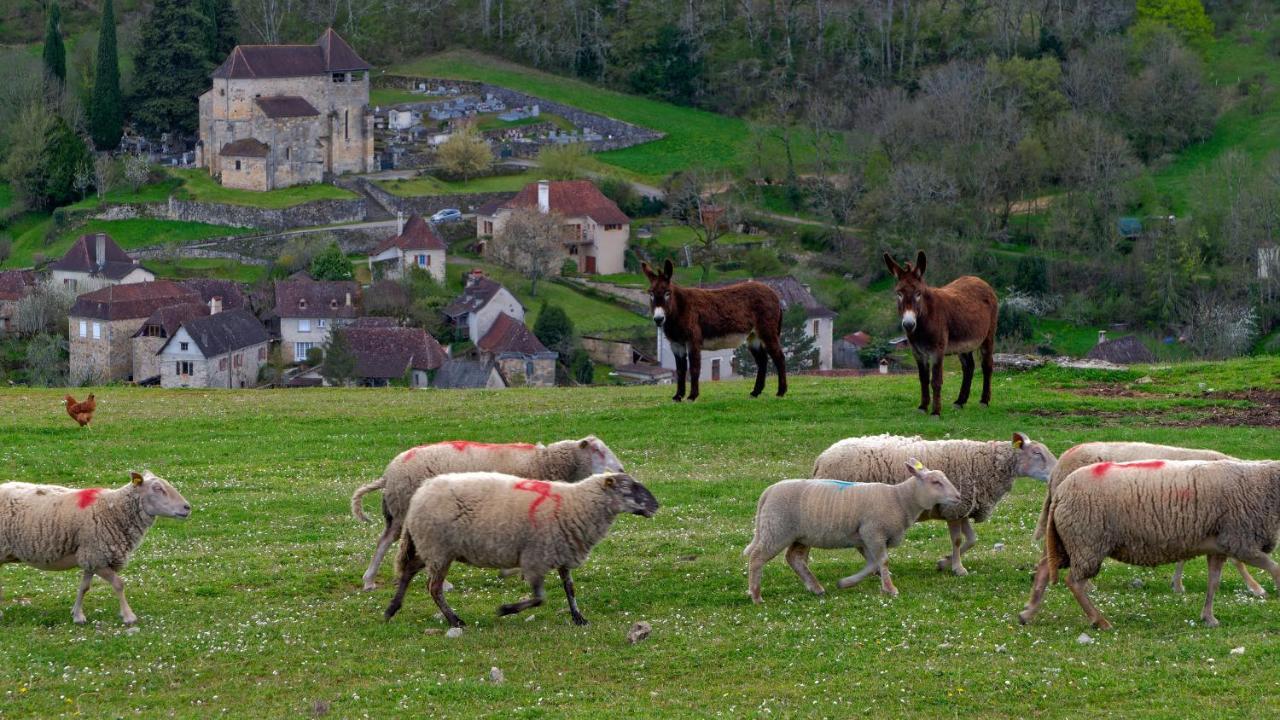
xmin=356 ymin=177 xmax=514 ymax=218
xmin=165 ymin=198 xmax=367 ymax=232
xmin=131 ymin=225 xmax=389 ymax=265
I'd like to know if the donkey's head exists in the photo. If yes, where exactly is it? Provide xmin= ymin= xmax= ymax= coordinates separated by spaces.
xmin=884 ymin=250 xmax=929 ymax=333
xmin=641 ymin=260 xmax=677 ymax=328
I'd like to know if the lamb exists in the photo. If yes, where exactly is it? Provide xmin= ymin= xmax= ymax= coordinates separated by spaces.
xmin=0 ymin=471 xmax=191 ymax=625
xmin=384 ymin=471 xmax=658 ymax=628
xmin=1035 ymin=441 xmax=1263 ymax=596
xmin=811 ymin=432 xmax=1056 ymax=575
xmin=350 ymin=437 xmax=625 ymax=590
xmin=745 ymin=459 xmax=961 ymax=603
xmin=1019 ymin=459 xmax=1280 ymax=629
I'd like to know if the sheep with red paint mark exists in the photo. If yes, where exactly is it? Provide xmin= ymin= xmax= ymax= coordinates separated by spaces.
xmin=0 ymin=471 xmax=190 ymax=625
xmin=1033 ymin=441 xmax=1263 ymax=596
xmin=350 ymin=437 xmax=625 ymax=591
xmin=1020 ymin=459 xmax=1280 ymax=629
xmin=384 ymin=471 xmax=658 ymax=628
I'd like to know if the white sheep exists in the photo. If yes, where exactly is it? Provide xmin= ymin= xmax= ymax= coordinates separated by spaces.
xmin=1020 ymin=459 xmax=1280 ymax=629
xmin=1035 ymin=441 xmax=1263 ymax=596
xmin=383 ymin=471 xmax=658 ymax=628
xmin=745 ymin=459 xmax=961 ymax=603
xmin=0 ymin=471 xmax=191 ymax=624
xmin=350 ymin=437 xmax=624 ymax=590
xmin=811 ymin=433 xmax=1055 ymax=575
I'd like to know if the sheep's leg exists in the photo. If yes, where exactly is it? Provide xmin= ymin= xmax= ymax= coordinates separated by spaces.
xmin=429 ymin=562 xmax=464 ymax=628
xmin=1234 ymin=559 xmax=1266 ymax=597
xmin=785 ymin=543 xmax=825 ymax=596
xmin=383 ymin=536 xmax=426 ymax=621
xmin=937 ymin=519 xmax=970 ymax=576
xmin=558 ymin=567 xmax=588 ymax=625
xmin=1231 ymin=549 xmax=1280 ymax=593
xmin=877 ymin=554 xmax=898 ymax=597
xmin=362 ymin=518 xmax=400 ymax=591
xmin=747 ymin=540 xmax=787 ymax=604
xmin=837 ymin=542 xmax=886 ymax=590
xmin=748 ymin=341 xmax=769 ymax=398
xmin=686 ymin=347 xmax=702 ymax=402
xmin=1018 ymin=556 xmax=1053 ymax=624
xmin=979 ymin=336 xmax=994 ymax=406
xmin=1065 ymin=566 xmax=1111 ymax=630
xmin=1171 ymin=561 xmax=1186 ymax=593
xmin=95 ymin=569 xmax=136 ymax=625
xmin=498 ymin=572 xmax=545 ymax=617
xmin=954 ymin=352 xmax=974 ymax=408
xmin=71 ymin=569 xmax=94 ymax=624
xmin=1201 ymin=553 xmax=1225 ymax=627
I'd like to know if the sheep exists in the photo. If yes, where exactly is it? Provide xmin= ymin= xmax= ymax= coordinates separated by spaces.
xmin=811 ymin=432 xmax=1056 ymax=575
xmin=350 ymin=437 xmax=625 ymax=591
xmin=1035 ymin=441 xmax=1263 ymax=596
xmin=744 ymin=459 xmax=961 ymax=603
xmin=0 ymin=471 xmax=191 ymax=625
xmin=1019 ymin=459 xmax=1280 ymax=629
xmin=383 ymin=471 xmax=658 ymax=628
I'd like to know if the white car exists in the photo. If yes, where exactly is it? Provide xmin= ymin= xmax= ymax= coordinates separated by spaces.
xmin=431 ymin=208 xmax=463 ymax=223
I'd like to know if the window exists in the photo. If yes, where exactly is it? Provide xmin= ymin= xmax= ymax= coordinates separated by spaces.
xmin=219 ymin=357 xmax=227 ymax=371
xmin=298 ymin=298 xmax=308 ymax=309
xmin=299 ymin=319 xmax=311 ymax=333
xmin=329 ymin=299 xmax=338 ymax=309
xmin=177 ymin=361 xmax=193 ymax=376
xmin=417 ymin=254 xmax=428 ymax=267
xmin=483 ymin=221 xmax=493 ymax=235
xmin=235 ymin=354 xmax=243 ymax=367
xmin=317 ymin=319 xmax=327 ymax=328
xmin=258 ymin=347 xmax=267 ymax=361
xmin=812 ymin=320 xmax=819 ymax=337
xmin=219 ymin=88 xmax=225 ymax=97
xmin=65 ymin=278 xmax=77 ymax=291
xmin=180 ymin=341 xmax=189 ymax=351
xmin=78 ymin=320 xmax=87 ymax=338
xmin=235 ymin=160 xmax=242 ymax=171
xmin=285 ymin=147 xmax=291 ymax=161
xmin=605 ymin=224 xmax=622 ymax=231
xmin=333 ymin=72 xmax=347 ymax=83
xmin=568 ymin=245 xmax=579 ymax=256
xmin=526 ymin=360 xmax=535 ymax=377
xmin=344 ymin=110 xmax=350 ymax=141
xmin=92 ymin=322 xmax=101 ymax=340
xmin=294 ymin=342 xmax=315 ymax=362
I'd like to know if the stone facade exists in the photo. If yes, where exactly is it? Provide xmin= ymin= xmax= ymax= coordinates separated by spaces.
xmin=159 ymin=330 xmax=268 ymax=389
xmin=495 ymin=355 xmax=556 ymax=387
xmin=69 ymin=317 xmax=146 ymax=384
xmin=132 ymin=335 xmax=167 ymax=383
xmin=220 ymin=154 xmax=270 ymax=191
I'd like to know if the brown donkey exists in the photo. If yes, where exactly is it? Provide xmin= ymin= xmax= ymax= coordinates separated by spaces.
xmin=884 ymin=251 xmax=998 ymax=416
xmin=642 ymin=259 xmax=786 ymax=401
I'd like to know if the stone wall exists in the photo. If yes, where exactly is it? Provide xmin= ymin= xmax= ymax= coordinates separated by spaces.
xmin=581 ymin=336 xmax=634 ymax=366
xmin=356 ymin=177 xmax=514 ymax=219
xmin=496 ymin=356 xmax=556 ymax=387
xmin=130 ymin=224 xmax=389 ymax=265
xmin=165 ymin=197 xmax=367 ymax=232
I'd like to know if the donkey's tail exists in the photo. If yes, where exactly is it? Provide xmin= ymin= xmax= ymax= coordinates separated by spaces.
xmin=350 ymin=477 xmax=386 ymax=523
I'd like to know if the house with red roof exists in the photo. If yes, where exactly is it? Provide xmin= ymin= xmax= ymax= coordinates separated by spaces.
xmin=476 ymin=179 xmax=630 ymax=275
xmin=197 ymin=29 xmax=375 ymax=191
xmin=68 ymin=281 xmax=202 ymax=383
xmin=49 ymin=233 xmax=155 ymax=292
xmin=368 ymin=214 xmax=447 ymax=283
xmin=0 ymin=270 xmax=36 ymax=334
xmin=473 ymin=312 xmax=557 ymax=387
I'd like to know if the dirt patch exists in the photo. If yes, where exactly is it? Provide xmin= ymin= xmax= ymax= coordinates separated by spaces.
xmin=1040 ymin=388 xmax=1280 ymax=428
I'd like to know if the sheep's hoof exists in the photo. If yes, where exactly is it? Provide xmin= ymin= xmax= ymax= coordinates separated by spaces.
xmin=571 ymin=615 xmax=589 ymax=626
xmin=1201 ymin=616 xmax=1220 ymax=627
xmin=361 ymin=581 xmax=378 ymax=592
xmin=917 ymin=407 xmax=928 ymax=414
xmin=73 ymin=616 xmax=87 ymax=625
xmin=1017 ymin=610 xmax=1032 ymax=625
xmin=882 ymin=588 xmax=899 ymax=598
xmin=953 ymin=402 xmax=966 ymax=410
xmin=122 ymin=616 xmax=138 ymax=626
xmin=980 ymin=402 xmax=990 ymax=408
xmin=1171 ymin=581 xmax=1185 ymax=594
xmin=809 ymin=587 xmax=826 ymax=597
xmin=1247 ymin=586 xmax=1267 ymax=598
xmin=671 ymin=396 xmax=683 ymax=403
xmin=1092 ymin=618 xmax=1114 ymax=631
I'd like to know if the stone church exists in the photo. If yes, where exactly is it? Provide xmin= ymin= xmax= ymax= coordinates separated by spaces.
xmin=197 ymin=29 xmax=375 ymax=191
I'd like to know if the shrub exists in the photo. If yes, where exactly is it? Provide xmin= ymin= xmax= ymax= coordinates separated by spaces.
xmin=997 ymin=300 xmax=1035 ymax=343
xmin=743 ymin=247 xmax=784 ymax=276
xmin=560 ymin=258 xmax=579 ymax=277
xmin=309 ymin=242 xmax=354 ymax=281
xmin=570 ymin=348 xmax=594 ymax=385
xmin=1012 ymin=255 xmax=1049 ymax=295
xmin=305 ymin=346 xmax=324 ymax=367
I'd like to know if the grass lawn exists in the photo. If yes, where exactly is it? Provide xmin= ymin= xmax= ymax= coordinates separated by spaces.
xmin=370 ymin=87 xmax=431 ymax=106
xmin=63 ymin=178 xmax=183 ymax=212
xmin=0 ymin=358 xmax=1278 ymax=717
xmin=3 ymin=218 xmax=249 ymax=269
xmin=145 ymin=257 xmax=268 ymax=284
xmin=0 ymin=183 xmax=13 ymax=213
xmin=169 ymin=168 xmax=358 ymax=208
xmin=377 ymin=171 xmax=539 ymax=197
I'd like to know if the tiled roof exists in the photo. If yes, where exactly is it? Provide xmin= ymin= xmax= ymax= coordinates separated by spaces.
xmin=221 ymin=138 xmax=270 ymax=157
xmin=703 ymin=275 xmax=836 ymax=319
xmin=212 ymin=29 xmax=370 ymax=79
xmin=341 ymin=326 xmax=447 ymax=378
xmin=497 ymin=180 xmax=630 ymax=226
xmin=371 ymin=214 xmax=446 ymax=255
xmin=442 ymin=277 xmax=508 ymax=318
xmin=273 ymin=280 xmax=360 ymax=319
xmin=476 ymin=312 xmax=552 ymax=356
xmin=133 ymin=303 xmax=209 ymax=338
xmin=351 ymin=316 xmax=399 ymax=328
xmin=0 ymin=270 xmax=36 ymax=301
xmin=162 ymin=309 xmax=269 ymax=358
xmin=255 ymin=95 xmax=320 ymax=118
xmin=48 ymin=233 xmax=147 ymax=280
xmin=434 ymin=359 xmax=503 ymax=389
xmin=179 ymin=278 xmax=247 ymax=311
xmin=69 ymin=281 xmax=201 ymax=321
xmin=840 ymin=331 xmax=871 ymax=348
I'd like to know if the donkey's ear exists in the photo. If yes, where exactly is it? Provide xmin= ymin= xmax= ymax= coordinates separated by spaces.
xmin=662 ymin=259 xmax=674 ymax=280
xmin=883 ymin=252 xmax=901 ymax=278
xmin=641 ymin=262 xmax=656 ymax=281
xmin=914 ymin=251 xmax=927 ymax=278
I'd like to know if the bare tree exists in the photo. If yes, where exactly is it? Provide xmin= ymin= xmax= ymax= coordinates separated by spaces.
xmin=240 ymin=0 xmax=295 ymax=43
xmin=665 ymin=169 xmax=742 ymax=282
xmin=15 ymin=280 xmax=75 ymax=336
xmin=93 ymin=153 xmax=115 ymax=200
xmin=73 ymin=158 xmax=94 ymax=200
xmin=122 ymin=154 xmax=150 ymax=192
xmin=436 ymin=126 xmax=493 ymax=183
xmin=491 ymin=208 xmax=565 ymax=296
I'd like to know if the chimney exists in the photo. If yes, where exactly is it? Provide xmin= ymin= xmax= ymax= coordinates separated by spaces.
xmin=537 ymin=180 xmax=550 ymax=214
xmin=467 ymin=268 xmax=485 ymax=288
xmin=345 ymin=292 xmax=352 ymax=307
xmin=209 ymin=296 xmax=222 ymax=315
xmin=1097 ymin=330 xmax=1108 ymax=346
xmin=397 ymin=211 xmax=405 ymax=236
xmin=95 ymin=233 xmax=107 ymax=270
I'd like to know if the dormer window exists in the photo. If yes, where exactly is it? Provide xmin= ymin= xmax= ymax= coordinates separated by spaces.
xmin=333 ymin=73 xmax=347 ymax=83
xmin=329 ymin=299 xmax=338 ymax=309
xmin=299 ymin=298 xmax=308 ymax=309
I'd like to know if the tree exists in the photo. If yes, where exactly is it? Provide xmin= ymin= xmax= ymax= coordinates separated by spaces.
xmin=569 ymin=348 xmax=594 ymax=385
xmin=436 ymin=126 xmax=492 ymax=183
xmin=734 ymin=306 xmax=817 ymax=373
xmin=131 ymin=0 xmax=215 ymax=137
xmin=310 ymin=242 xmax=354 ymax=281
xmin=122 ymin=154 xmax=151 ymax=192
xmin=93 ymin=153 xmax=117 ymax=199
xmin=37 ymin=117 xmax=93 ymax=210
xmin=90 ymin=0 xmax=124 ymax=151
xmin=1137 ymin=0 xmax=1214 ymax=49
xmin=73 ymin=158 xmax=94 ymax=200
xmin=201 ymin=0 xmax=240 ymax=63
xmin=320 ymin=329 xmax=357 ymax=386
xmin=42 ymin=3 xmax=66 ymax=84
xmin=665 ymin=170 xmax=740 ymax=282
xmin=491 ymin=208 xmax=565 ymax=296
xmin=15 ymin=280 xmax=75 ymax=336
xmin=537 ymin=143 xmax=588 ymax=180
xmin=533 ymin=303 xmax=575 ymax=359
xmin=25 ymin=333 xmax=68 ymax=387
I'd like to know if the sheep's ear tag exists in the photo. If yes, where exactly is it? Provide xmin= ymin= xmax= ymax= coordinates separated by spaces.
xmin=130 ymin=472 xmax=144 ymax=486
xmin=1012 ymin=434 xmax=1024 ymax=449
xmin=912 ymin=460 xmax=925 ymax=471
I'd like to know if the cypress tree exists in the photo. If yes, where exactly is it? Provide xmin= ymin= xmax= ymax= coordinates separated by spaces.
xmin=131 ymin=0 xmax=214 ymax=137
xmin=90 ymin=0 xmax=124 ymax=150
xmin=42 ymin=2 xmax=66 ymax=83
xmin=200 ymin=0 xmax=239 ymax=63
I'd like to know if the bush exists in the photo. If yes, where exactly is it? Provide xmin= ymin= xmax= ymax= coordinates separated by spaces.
xmin=997 ymin=301 xmax=1035 ymax=343
xmin=560 ymin=258 xmax=579 ymax=277
xmin=597 ymin=175 xmax=641 ymax=216
xmin=1012 ymin=255 xmax=1049 ymax=295
xmin=305 ymin=347 xmax=324 ymax=367
xmin=537 ymin=143 xmax=587 ymax=180
xmin=309 ymin=242 xmax=354 ymax=281
xmin=533 ymin=303 xmax=575 ymax=359
xmin=570 ymin=348 xmax=594 ymax=385
xmin=0 ymin=236 xmax=10 ymax=264
xmin=798 ymin=227 xmax=833 ymax=252
xmin=743 ymin=247 xmax=784 ymax=276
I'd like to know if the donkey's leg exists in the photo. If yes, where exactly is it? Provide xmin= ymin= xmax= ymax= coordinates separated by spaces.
xmin=764 ymin=334 xmax=787 ymax=397
xmin=954 ymin=352 xmax=975 ymax=408
xmin=686 ymin=346 xmax=702 ymax=402
xmin=672 ymin=346 xmax=687 ymax=402
xmin=748 ymin=340 xmax=769 ymax=398
xmin=930 ymin=353 xmax=944 ymax=416
xmin=914 ymin=352 xmax=929 ymax=413
xmin=979 ymin=336 xmax=994 ymax=407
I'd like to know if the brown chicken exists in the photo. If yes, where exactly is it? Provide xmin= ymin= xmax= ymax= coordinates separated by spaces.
xmin=64 ymin=394 xmax=96 ymax=427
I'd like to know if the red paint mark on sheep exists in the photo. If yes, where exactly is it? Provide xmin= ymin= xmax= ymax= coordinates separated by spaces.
xmin=1090 ymin=462 xmax=1114 ymax=478
xmin=76 ymin=488 xmax=103 ymax=509
xmin=444 ymin=441 xmax=536 ymax=452
xmin=514 ymin=479 xmax=562 ymax=527
xmin=1119 ymin=460 xmax=1166 ymax=471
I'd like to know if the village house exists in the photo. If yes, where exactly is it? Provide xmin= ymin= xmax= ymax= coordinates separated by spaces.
xmin=473 ymin=312 xmax=557 ymax=387
xmin=367 ymin=214 xmax=447 ymax=283
xmin=68 ymin=281 xmax=201 ymax=383
xmin=340 ymin=324 xmax=448 ymax=387
xmin=0 ymin=270 xmax=36 ymax=334
xmin=476 ymin=180 xmax=630 ymax=275
xmin=49 ymin=233 xmax=155 ymax=293
xmin=132 ymin=301 xmax=210 ymax=383
xmin=754 ymin=276 xmax=835 ymax=371
xmin=834 ymin=331 xmax=872 ymax=369
xmin=434 ymin=359 xmax=507 ymax=389
xmin=274 ymin=279 xmax=361 ymax=362
xmin=656 ymin=331 xmax=739 ymax=384
xmin=442 ymin=270 xmax=523 ymax=341
xmin=197 ymin=29 xmax=375 ymax=191
xmin=179 ymin=278 xmax=248 ymax=312
xmin=157 ymin=308 xmax=271 ymax=388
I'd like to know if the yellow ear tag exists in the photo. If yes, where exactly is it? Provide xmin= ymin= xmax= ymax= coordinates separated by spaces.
xmin=913 ymin=460 xmax=924 ymax=470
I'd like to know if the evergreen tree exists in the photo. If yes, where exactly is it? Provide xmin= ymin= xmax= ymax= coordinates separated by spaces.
xmin=320 ymin=330 xmax=357 ymax=387
xmin=200 ymin=0 xmax=239 ymax=63
xmin=310 ymin=243 xmax=354 ymax=281
xmin=532 ymin=303 xmax=575 ymax=359
xmin=90 ymin=0 xmax=124 ymax=150
xmin=42 ymin=2 xmax=66 ymax=83
xmin=734 ymin=306 xmax=818 ymax=374
xmin=39 ymin=117 xmax=93 ymax=209
xmin=131 ymin=0 xmax=214 ymax=137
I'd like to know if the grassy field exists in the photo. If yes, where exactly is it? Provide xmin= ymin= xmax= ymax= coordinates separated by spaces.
xmin=144 ymin=257 xmax=268 ymax=284
xmin=2 ymin=219 xmax=250 ymax=269
xmin=169 ymin=169 xmax=358 ymax=208
xmin=378 ymin=171 xmax=540 ymax=197
xmin=0 ymin=358 xmax=1277 ymax=717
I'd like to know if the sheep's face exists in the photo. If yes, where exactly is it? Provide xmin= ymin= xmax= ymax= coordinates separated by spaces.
xmin=641 ymin=260 xmax=676 ymax=329
xmin=905 ymin=459 xmax=961 ymax=507
xmin=581 ymin=437 xmax=625 ymax=474
xmin=1011 ymin=433 xmax=1056 ymax=482
xmin=131 ymin=471 xmax=192 ymax=519
xmin=601 ymin=473 xmax=658 ymax=518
